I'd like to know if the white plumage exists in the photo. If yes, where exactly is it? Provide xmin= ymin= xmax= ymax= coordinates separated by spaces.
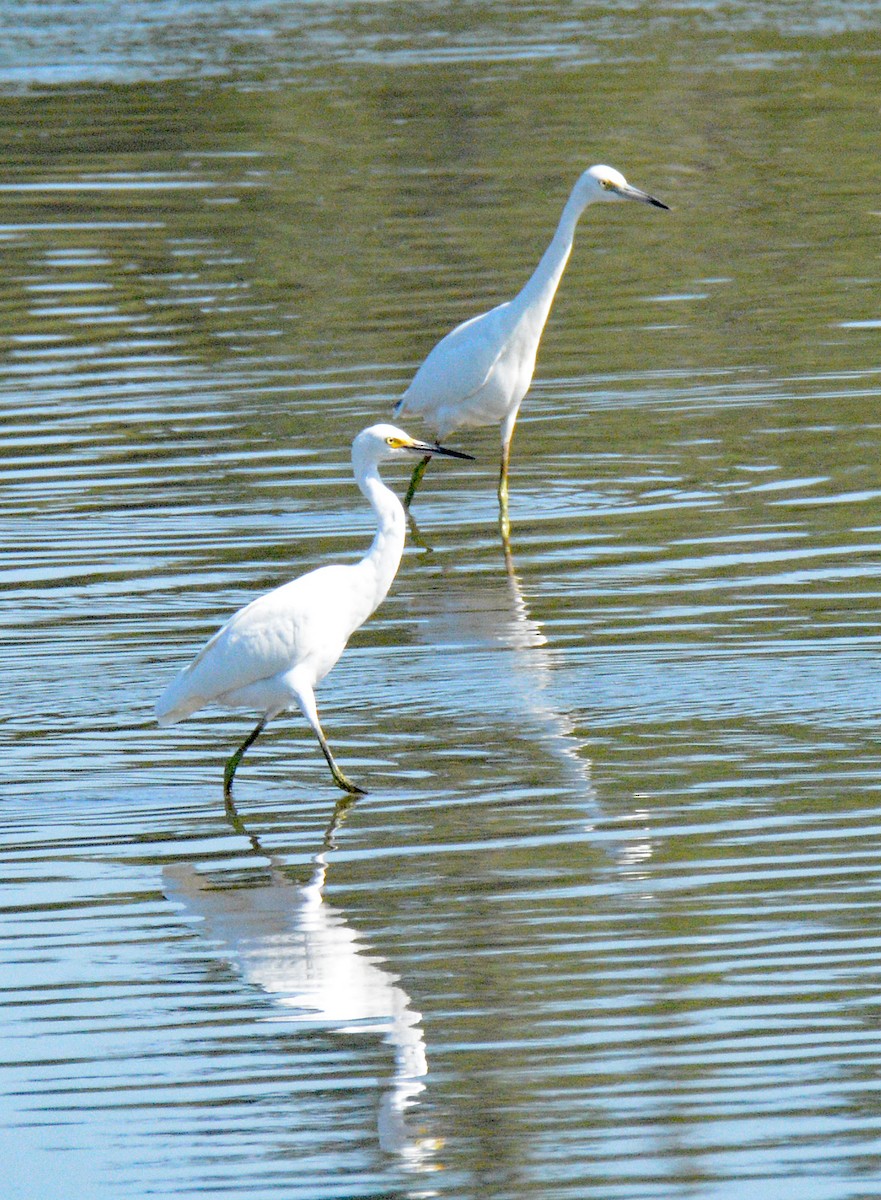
xmin=156 ymin=423 xmax=473 ymax=795
xmin=394 ymin=163 xmax=668 ymax=529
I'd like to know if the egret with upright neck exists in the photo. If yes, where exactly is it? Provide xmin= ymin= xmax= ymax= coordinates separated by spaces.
xmin=155 ymin=424 xmax=474 ymax=796
xmin=393 ymin=164 xmax=668 ymax=535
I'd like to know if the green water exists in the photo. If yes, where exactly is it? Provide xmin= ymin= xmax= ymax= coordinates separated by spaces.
xmin=3 ymin=4 xmax=881 ymax=1198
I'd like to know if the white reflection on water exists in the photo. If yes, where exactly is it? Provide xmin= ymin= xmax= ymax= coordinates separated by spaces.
xmin=164 ymin=799 xmax=439 ymax=1171
xmin=502 ymin=549 xmax=598 ymax=801
xmin=409 ymin=521 xmax=597 ymax=805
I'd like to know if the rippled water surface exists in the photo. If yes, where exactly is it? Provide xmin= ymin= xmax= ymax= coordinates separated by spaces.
xmin=4 ymin=4 xmax=881 ymax=1197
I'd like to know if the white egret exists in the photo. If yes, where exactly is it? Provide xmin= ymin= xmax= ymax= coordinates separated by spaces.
xmin=155 ymin=424 xmax=474 ymax=795
xmin=394 ymin=164 xmax=668 ymax=531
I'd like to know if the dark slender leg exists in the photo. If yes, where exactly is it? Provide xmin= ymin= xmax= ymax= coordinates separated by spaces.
xmin=297 ymin=684 xmax=366 ymax=794
xmin=315 ymin=725 xmax=366 ymax=795
xmin=223 ymin=716 xmax=268 ymax=797
xmin=403 ymin=454 xmax=432 ymax=508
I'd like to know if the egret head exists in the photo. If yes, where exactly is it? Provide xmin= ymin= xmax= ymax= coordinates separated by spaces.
xmin=583 ymin=164 xmax=669 ymax=209
xmin=353 ymin=423 xmax=475 ymax=470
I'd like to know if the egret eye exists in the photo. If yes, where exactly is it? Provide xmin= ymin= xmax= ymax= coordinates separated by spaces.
xmin=600 ymin=178 xmax=615 ymax=190
xmin=386 ymin=436 xmax=403 ymax=448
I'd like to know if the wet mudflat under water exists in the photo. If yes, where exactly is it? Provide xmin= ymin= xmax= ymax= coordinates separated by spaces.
xmin=3 ymin=3 xmax=881 ymax=1197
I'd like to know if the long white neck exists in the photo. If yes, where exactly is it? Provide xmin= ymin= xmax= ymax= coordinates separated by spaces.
xmin=511 ymin=178 xmax=595 ymax=328
xmin=353 ymin=462 xmax=407 ymax=620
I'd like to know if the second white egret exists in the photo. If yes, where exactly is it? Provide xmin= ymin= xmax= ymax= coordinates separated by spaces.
xmin=394 ymin=163 xmax=668 ymax=531
xmin=155 ymin=424 xmax=474 ymax=796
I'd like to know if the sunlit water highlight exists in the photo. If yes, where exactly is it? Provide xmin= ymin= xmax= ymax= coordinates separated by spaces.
xmin=4 ymin=4 xmax=881 ymax=1199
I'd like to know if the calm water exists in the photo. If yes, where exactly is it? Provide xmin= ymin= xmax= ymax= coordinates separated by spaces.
xmin=4 ymin=3 xmax=881 ymax=1197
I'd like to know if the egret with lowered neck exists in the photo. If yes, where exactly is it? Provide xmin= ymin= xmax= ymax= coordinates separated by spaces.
xmin=155 ymin=424 xmax=474 ymax=796
xmin=394 ymin=164 xmax=668 ymax=535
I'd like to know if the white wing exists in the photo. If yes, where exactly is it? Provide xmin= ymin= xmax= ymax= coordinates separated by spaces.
xmin=155 ymin=564 xmax=355 ymax=724
xmin=398 ymin=300 xmax=515 ymax=420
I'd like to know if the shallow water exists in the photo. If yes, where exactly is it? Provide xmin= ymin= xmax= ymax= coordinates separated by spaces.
xmin=4 ymin=4 xmax=881 ymax=1198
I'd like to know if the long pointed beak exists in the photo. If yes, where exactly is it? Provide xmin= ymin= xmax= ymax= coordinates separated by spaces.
xmin=408 ymin=440 xmax=475 ymax=461
xmin=618 ymin=183 xmax=669 ymax=210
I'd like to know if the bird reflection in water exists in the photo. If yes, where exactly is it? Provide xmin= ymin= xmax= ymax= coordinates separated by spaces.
xmin=408 ymin=517 xmax=663 ymax=879
xmin=500 ymin=544 xmax=597 ymax=802
xmin=408 ymin=511 xmax=596 ymax=806
xmin=164 ymin=794 xmax=440 ymax=1171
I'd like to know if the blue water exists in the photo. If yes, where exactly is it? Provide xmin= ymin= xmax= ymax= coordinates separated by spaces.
xmin=4 ymin=4 xmax=881 ymax=1197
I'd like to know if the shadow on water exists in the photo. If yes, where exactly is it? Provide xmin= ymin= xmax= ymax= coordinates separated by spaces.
xmin=163 ymin=792 xmax=441 ymax=1172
